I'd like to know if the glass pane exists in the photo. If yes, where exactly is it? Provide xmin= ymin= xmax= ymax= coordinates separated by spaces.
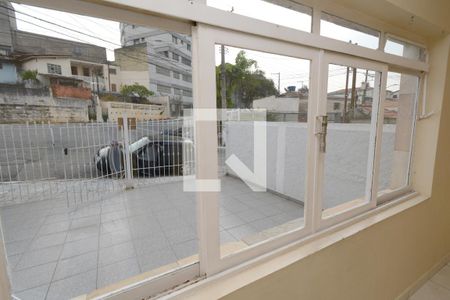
xmin=322 ymin=64 xmax=380 ymax=218
xmin=320 ymin=12 xmax=379 ymax=49
xmin=0 ymin=3 xmax=197 ymax=299
xmin=215 ymin=45 xmax=309 ymax=257
xmin=378 ymin=72 xmax=418 ymax=194
xmin=207 ymin=0 xmax=312 ymax=32
xmin=384 ymin=37 xmax=427 ymax=62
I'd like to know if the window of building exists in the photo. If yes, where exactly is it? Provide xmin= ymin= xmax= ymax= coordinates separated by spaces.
xmin=172 ymin=53 xmax=180 ymax=61
xmin=207 ymin=0 xmax=312 ymax=32
xmin=333 ymin=102 xmax=341 ymax=110
xmin=71 ymin=66 xmax=78 ymax=75
xmin=156 ymin=65 xmax=171 ymax=76
xmin=320 ymin=12 xmax=380 ymax=49
xmin=173 ymin=71 xmax=180 ymax=79
xmin=187 ymin=43 xmax=191 ymax=51
xmin=163 ymin=51 xmax=169 ymax=58
xmin=83 ymin=67 xmax=90 ymax=76
xmin=182 ymin=89 xmax=192 ymax=97
xmin=111 ymin=83 xmax=117 ymax=92
xmin=182 ymin=74 xmax=192 ymax=82
xmin=378 ymin=71 xmax=419 ymax=199
xmin=174 ymin=88 xmax=182 ymax=95
xmin=47 ymin=63 xmax=62 ymax=75
xmin=0 ymin=63 xmax=3 ymax=70
xmin=109 ymin=68 xmax=116 ymax=75
xmin=172 ymin=35 xmax=178 ymax=44
xmin=157 ymin=84 xmax=172 ymax=94
xmin=384 ymin=36 xmax=427 ymax=62
xmin=182 ymin=57 xmax=191 ymax=66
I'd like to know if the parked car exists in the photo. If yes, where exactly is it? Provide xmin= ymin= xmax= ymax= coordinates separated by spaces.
xmin=94 ymin=134 xmax=193 ymax=177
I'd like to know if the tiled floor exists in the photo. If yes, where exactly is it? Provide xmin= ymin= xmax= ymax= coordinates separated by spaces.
xmin=1 ymin=176 xmax=304 ymax=300
xmin=409 ymin=263 xmax=450 ymax=300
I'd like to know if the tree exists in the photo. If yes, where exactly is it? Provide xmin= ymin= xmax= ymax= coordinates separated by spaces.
xmin=21 ymin=69 xmax=38 ymax=81
xmin=120 ymin=83 xmax=154 ymax=98
xmin=216 ymin=50 xmax=277 ymax=108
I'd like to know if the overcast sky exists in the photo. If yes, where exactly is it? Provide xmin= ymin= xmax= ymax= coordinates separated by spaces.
xmin=11 ymin=1 xmax=403 ymax=93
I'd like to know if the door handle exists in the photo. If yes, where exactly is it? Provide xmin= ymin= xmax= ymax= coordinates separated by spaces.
xmin=315 ymin=115 xmax=328 ymax=153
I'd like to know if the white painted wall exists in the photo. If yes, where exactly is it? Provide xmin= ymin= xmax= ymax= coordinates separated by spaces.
xmin=21 ymin=58 xmax=72 ymax=77
xmin=225 ymin=121 xmax=395 ymax=209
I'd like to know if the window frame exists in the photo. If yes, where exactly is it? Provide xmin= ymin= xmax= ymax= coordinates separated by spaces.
xmin=2 ymin=0 xmax=431 ymax=299
xmin=314 ymin=52 xmax=388 ymax=229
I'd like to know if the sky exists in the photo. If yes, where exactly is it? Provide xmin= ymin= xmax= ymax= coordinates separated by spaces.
xmin=10 ymin=0 xmax=405 ymax=93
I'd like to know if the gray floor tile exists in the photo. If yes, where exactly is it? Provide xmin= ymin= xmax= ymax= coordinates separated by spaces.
xmin=221 ymin=214 xmax=246 ymax=229
xmin=11 ymin=262 xmax=56 ymax=292
xmin=29 ymin=232 xmax=67 ymax=250
xmin=133 ymin=236 xmax=170 ymax=257
xmin=99 ymin=229 xmax=132 ymax=248
xmin=70 ymin=215 xmax=100 ymax=230
xmin=138 ymin=248 xmax=177 ymax=272
xmin=46 ymin=269 xmax=97 ymax=300
xmin=98 ymin=241 xmax=136 ymax=266
xmin=163 ymin=226 xmax=197 ymax=245
xmin=66 ymin=225 xmax=99 ymax=242
xmin=53 ymin=251 xmax=97 ymax=281
xmin=5 ymin=239 xmax=32 ymax=256
xmin=60 ymin=236 xmax=98 ymax=259
xmin=13 ymin=284 xmax=49 ymax=300
xmin=38 ymin=221 xmax=70 ymax=236
xmin=100 ymin=218 xmax=130 ymax=234
xmin=45 ymin=213 xmax=70 ymax=225
xmin=101 ymin=210 xmax=127 ymax=223
xmin=236 ymin=209 xmax=266 ymax=223
xmin=7 ymin=254 xmax=22 ymax=270
xmin=172 ymin=239 xmax=198 ymax=260
xmin=16 ymin=245 xmax=62 ymax=270
xmin=97 ymin=257 xmax=140 ymax=288
xmin=226 ymin=224 xmax=258 ymax=240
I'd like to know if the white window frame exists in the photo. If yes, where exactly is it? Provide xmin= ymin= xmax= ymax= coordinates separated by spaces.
xmin=5 ymin=0 xmax=431 ymax=299
xmin=193 ymin=23 xmax=318 ymax=275
xmin=313 ymin=52 xmax=388 ymax=229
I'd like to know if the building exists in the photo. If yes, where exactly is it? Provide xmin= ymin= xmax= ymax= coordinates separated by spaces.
xmin=0 ymin=1 xmax=17 ymax=84
xmin=118 ymin=24 xmax=193 ymax=115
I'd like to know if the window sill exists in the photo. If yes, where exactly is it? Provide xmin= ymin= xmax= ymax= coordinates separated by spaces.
xmin=165 ymin=191 xmax=428 ymax=300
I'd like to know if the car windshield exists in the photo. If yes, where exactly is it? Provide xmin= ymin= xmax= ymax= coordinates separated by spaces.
xmin=129 ymin=137 xmax=150 ymax=153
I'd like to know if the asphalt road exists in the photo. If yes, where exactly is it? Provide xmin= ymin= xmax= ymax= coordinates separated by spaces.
xmin=0 ymin=121 xmax=184 ymax=182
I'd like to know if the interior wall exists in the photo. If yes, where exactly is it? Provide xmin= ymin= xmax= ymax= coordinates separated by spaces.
xmin=220 ymin=34 xmax=450 ymax=300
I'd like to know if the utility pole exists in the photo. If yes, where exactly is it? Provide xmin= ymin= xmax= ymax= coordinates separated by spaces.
xmin=362 ymin=69 xmax=369 ymax=104
xmin=350 ymin=67 xmax=357 ymax=120
xmin=343 ymin=67 xmax=350 ymax=123
xmin=272 ymin=72 xmax=281 ymax=95
xmin=220 ymin=44 xmax=227 ymax=146
xmin=220 ymin=44 xmax=227 ymax=111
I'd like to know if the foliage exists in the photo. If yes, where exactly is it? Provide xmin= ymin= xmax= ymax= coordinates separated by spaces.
xmin=216 ymin=50 xmax=278 ymax=108
xmin=21 ymin=69 xmax=38 ymax=81
xmin=120 ymin=83 xmax=154 ymax=98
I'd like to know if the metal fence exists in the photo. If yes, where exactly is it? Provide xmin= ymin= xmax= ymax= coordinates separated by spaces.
xmin=0 ymin=118 xmax=195 ymax=207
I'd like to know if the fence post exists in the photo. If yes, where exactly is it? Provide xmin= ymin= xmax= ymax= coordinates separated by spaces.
xmin=122 ymin=113 xmax=133 ymax=190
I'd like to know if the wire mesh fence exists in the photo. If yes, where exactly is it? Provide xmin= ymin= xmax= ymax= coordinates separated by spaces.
xmin=0 ymin=118 xmax=197 ymax=207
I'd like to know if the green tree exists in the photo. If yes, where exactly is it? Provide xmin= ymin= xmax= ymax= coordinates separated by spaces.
xmin=20 ymin=69 xmax=38 ymax=81
xmin=216 ymin=50 xmax=277 ymax=108
xmin=120 ymin=83 xmax=154 ymax=98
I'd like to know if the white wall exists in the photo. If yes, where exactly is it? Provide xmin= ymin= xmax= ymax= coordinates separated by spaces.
xmin=21 ymin=58 xmax=72 ymax=77
xmin=225 ymin=121 xmax=395 ymax=209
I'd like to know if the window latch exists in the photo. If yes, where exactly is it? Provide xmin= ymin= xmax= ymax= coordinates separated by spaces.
xmin=315 ymin=115 xmax=328 ymax=153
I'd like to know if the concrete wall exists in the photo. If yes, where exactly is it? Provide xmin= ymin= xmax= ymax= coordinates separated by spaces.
xmin=0 ymin=92 xmax=89 ymax=123
xmin=225 ymin=121 xmax=395 ymax=209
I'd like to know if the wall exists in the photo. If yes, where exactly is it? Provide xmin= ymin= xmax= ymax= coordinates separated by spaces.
xmin=226 ymin=122 xmax=395 ymax=210
xmin=220 ymin=35 xmax=450 ymax=300
xmin=22 ymin=57 xmax=72 ymax=77
xmin=51 ymin=84 xmax=92 ymax=100
xmin=0 ymin=61 xmax=17 ymax=84
xmin=0 ymin=91 xmax=89 ymax=123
